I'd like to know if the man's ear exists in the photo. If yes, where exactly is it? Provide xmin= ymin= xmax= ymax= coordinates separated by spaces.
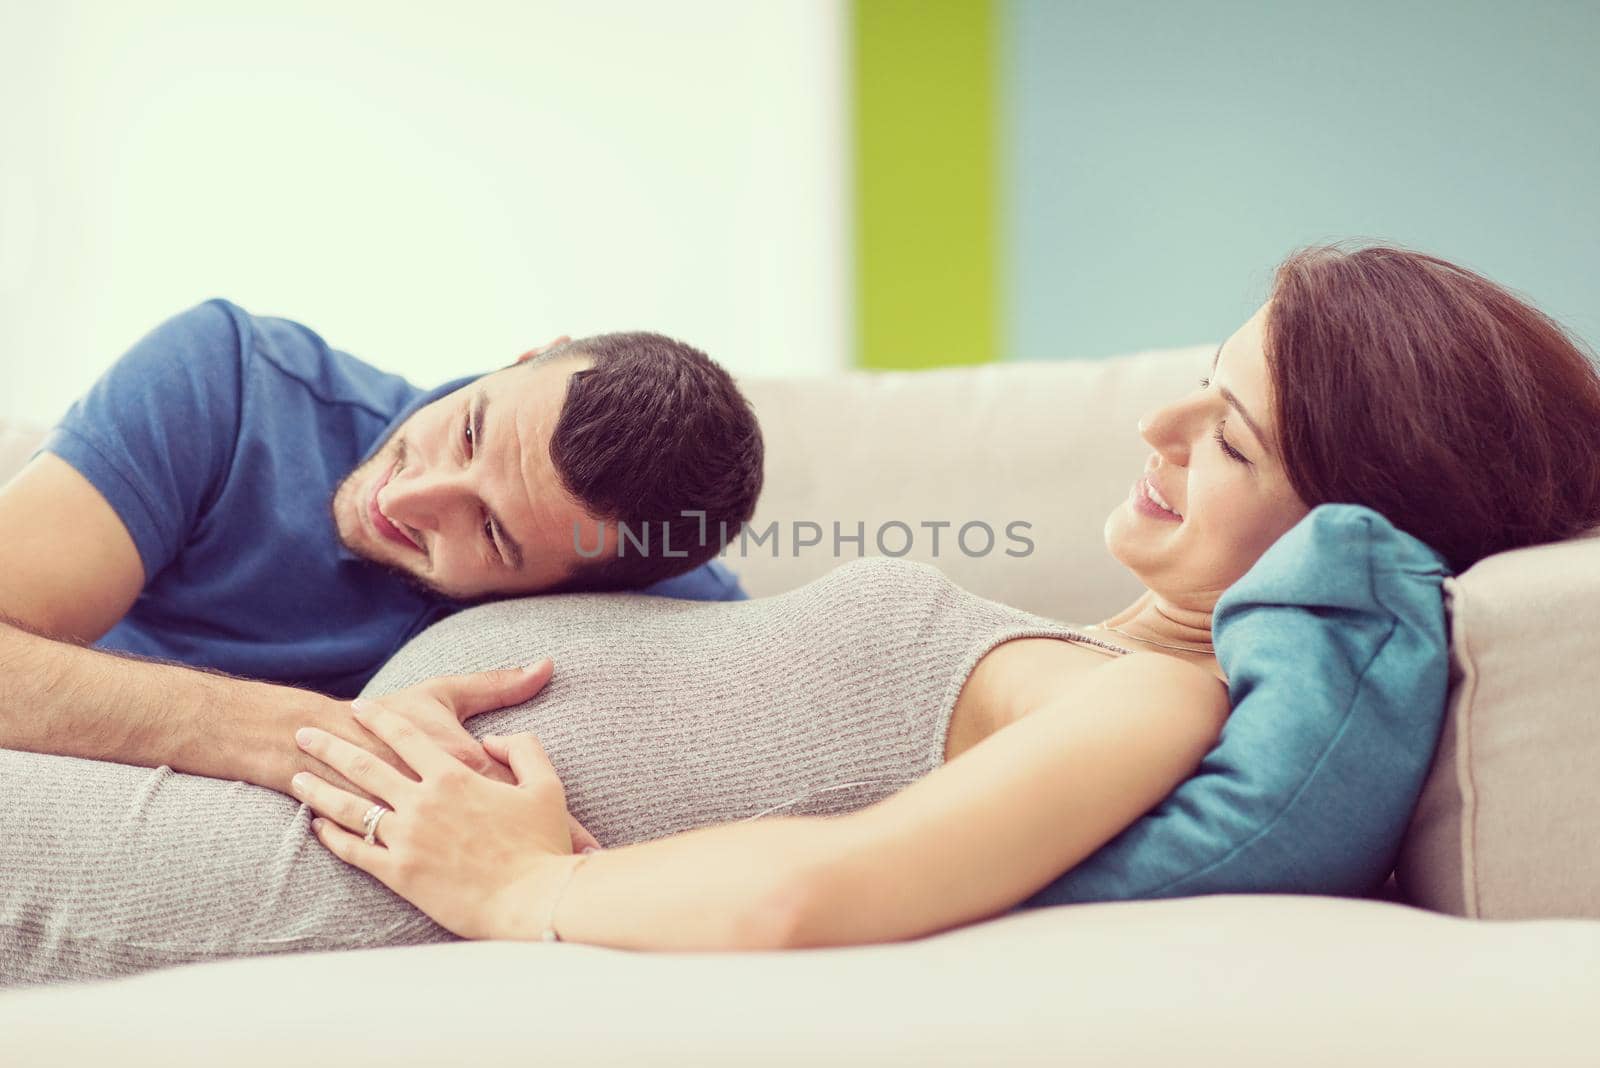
xmin=514 ymin=335 xmax=573 ymax=364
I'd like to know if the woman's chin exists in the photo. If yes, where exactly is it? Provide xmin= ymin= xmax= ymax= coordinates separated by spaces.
xmin=1104 ymin=503 xmax=1158 ymax=549
xmin=1104 ymin=508 xmax=1182 ymax=575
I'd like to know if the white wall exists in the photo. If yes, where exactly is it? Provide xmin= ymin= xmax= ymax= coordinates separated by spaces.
xmin=0 ymin=0 xmax=847 ymax=424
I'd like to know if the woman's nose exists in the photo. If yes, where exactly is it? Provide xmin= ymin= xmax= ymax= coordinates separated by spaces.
xmin=1138 ymin=399 xmax=1198 ymax=458
xmin=1137 ymin=405 xmax=1175 ymax=447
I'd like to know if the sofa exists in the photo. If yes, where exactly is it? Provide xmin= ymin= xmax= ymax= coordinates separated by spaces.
xmin=1 ymin=345 xmax=1596 ymax=1066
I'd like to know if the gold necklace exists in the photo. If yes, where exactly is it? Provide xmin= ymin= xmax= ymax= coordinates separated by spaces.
xmin=1085 ymin=622 xmax=1215 ymax=655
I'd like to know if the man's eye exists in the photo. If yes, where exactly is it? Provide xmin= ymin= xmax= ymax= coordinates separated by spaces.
xmin=483 ymin=517 xmax=498 ymax=552
xmin=463 ymin=414 xmax=475 ymax=456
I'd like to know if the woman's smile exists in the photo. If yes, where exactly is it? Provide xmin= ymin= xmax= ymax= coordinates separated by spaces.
xmin=1131 ymin=476 xmax=1183 ymax=522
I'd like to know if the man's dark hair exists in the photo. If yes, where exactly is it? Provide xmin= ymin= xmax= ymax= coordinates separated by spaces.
xmin=528 ymin=332 xmax=763 ymax=592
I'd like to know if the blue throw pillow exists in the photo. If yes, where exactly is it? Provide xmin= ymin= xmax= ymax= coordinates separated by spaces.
xmin=1017 ymin=502 xmax=1453 ymax=908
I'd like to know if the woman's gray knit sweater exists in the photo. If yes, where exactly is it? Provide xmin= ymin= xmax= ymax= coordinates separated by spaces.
xmin=0 ymin=558 xmax=1128 ymax=988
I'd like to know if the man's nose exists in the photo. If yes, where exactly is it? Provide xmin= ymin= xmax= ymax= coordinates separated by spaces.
xmin=383 ymin=468 xmax=470 ymax=531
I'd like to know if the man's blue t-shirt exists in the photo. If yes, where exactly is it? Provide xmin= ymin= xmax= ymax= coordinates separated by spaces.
xmin=39 ymin=299 xmax=746 ymax=698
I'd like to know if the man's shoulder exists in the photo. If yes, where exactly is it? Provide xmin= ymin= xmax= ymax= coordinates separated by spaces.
xmin=640 ymin=559 xmax=749 ymax=602
xmin=109 ymin=297 xmax=417 ymax=422
xmin=227 ymin=302 xmax=421 ymax=421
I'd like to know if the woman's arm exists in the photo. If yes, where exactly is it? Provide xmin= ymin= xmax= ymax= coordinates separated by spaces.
xmin=780 ymin=650 xmax=1229 ymax=947
xmin=500 ymin=812 xmax=852 ymax=951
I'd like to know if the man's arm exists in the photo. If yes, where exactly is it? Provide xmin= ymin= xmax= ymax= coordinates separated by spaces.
xmin=0 ymin=453 xmax=143 ymax=644
xmin=0 ymin=453 xmax=397 ymax=796
xmin=0 ymin=610 xmax=347 ymax=793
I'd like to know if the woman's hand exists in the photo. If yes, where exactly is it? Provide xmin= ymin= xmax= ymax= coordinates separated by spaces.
xmin=298 ymin=661 xmax=601 ymax=853
xmin=290 ymin=668 xmax=600 ymax=939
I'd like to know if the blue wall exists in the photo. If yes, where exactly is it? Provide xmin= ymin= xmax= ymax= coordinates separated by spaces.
xmin=1003 ymin=0 xmax=1600 ymax=361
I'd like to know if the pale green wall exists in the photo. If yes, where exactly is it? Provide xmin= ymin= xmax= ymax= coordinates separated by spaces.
xmin=1004 ymin=0 xmax=1600 ymax=361
xmin=855 ymin=0 xmax=998 ymax=369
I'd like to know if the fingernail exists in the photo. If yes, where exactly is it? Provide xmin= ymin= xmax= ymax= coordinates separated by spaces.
xmin=350 ymin=698 xmax=371 ymax=716
xmin=311 ymin=818 xmax=325 ymax=831
xmin=295 ymin=728 xmax=315 ymax=747
xmin=581 ymin=846 xmax=600 ymax=854
xmin=291 ymin=773 xmax=309 ymax=792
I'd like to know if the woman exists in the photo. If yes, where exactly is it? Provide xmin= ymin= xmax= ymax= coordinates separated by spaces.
xmin=5 ymin=243 xmax=1599 ymax=983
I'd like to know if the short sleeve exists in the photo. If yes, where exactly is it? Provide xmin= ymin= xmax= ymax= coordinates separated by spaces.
xmin=37 ymin=299 xmax=248 ymax=582
xmin=640 ymin=558 xmax=749 ymax=601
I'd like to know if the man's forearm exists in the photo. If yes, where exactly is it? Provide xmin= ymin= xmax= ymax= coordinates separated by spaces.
xmin=0 ymin=616 xmax=341 ymax=792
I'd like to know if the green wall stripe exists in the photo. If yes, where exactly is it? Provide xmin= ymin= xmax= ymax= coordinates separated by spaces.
xmin=853 ymin=0 xmax=998 ymax=369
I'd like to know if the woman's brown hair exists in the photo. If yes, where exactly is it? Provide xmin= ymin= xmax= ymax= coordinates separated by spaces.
xmin=1266 ymin=242 xmax=1600 ymax=574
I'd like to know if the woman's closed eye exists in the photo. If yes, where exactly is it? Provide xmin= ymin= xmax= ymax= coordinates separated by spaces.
xmin=1198 ymin=377 xmax=1249 ymax=465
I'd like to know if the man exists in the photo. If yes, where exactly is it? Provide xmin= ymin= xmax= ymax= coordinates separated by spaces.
xmin=0 ymin=299 xmax=764 ymax=805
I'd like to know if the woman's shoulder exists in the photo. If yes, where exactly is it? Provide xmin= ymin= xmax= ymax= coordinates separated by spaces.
xmin=1112 ymin=648 xmax=1232 ymax=700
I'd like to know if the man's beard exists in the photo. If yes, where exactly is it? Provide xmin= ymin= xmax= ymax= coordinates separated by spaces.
xmin=327 ymin=437 xmax=485 ymax=607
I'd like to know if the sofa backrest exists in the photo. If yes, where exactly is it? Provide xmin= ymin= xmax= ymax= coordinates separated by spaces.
xmin=734 ymin=345 xmax=1212 ymax=623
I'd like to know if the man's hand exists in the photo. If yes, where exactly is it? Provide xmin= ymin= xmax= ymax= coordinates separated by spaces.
xmin=292 ymin=662 xmax=553 ymax=795
xmin=287 ymin=660 xmax=605 ymax=854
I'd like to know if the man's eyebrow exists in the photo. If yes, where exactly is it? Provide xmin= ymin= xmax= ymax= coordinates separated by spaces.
xmin=1209 ymin=344 xmax=1273 ymax=457
xmin=477 ymin=391 xmax=525 ymax=570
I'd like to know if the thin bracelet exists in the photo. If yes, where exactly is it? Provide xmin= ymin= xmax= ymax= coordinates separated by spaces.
xmin=539 ymin=852 xmax=594 ymax=943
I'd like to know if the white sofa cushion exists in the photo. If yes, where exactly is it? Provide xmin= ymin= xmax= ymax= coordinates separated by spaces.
xmin=1 ymin=893 xmax=1596 ymax=1066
